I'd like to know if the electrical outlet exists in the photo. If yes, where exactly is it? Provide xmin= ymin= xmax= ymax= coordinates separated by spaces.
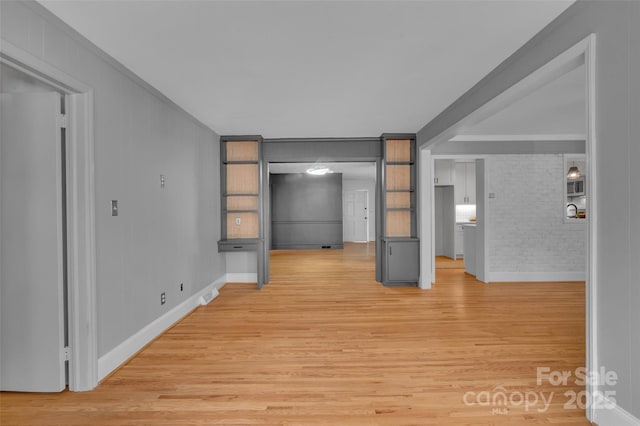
xmin=235 ymin=217 xmax=241 ymax=225
xmin=160 ymin=174 xmax=166 ymax=188
xmin=111 ymin=200 xmax=118 ymax=216
xmin=160 ymin=292 xmax=166 ymax=305
xmin=180 ymin=283 xmax=183 ymax=292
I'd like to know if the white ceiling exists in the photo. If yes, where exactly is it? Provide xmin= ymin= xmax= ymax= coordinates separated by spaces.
xmin=269 ymin=162 xmax=376 ymax=180
xmin=39 ymin=0 xmax=574 ymax=139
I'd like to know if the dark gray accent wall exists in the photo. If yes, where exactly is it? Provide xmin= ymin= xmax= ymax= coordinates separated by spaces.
xmin=418 ymin=1 xmax=640 ymax=419
xmin=270 ymin=173 xmax=343 ymax=249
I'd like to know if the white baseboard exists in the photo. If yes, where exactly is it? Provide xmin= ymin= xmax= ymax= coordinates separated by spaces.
xmin=97 ymin=274 xmax=227 ymax=381
xmin=225 ymin=272 xmax=258 ymax=283
xmin=489 ymin=271 xmax=586 ymax=282
xmin=594 ymin=397 xmax=640 ymax=426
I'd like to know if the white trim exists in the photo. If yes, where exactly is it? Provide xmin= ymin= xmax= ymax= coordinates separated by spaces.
xmin=418 ymin=148 xmax=433 ymax=289
xmin=584 ymin=34 xmax=599 ymax=423
xmin=593 ymin=397 xmax=640 ymax=426
xmin=66 ymin=91 xmax=98 ymax=392
xmin=450 ymin=133 xmax=586 ymax=142
xmin=0 ymin=40 xmax=91 ymax=93
xmin=225 ymin=273 xmax=258 ymax=283
xmin=97 ymin=275 xmax=227 ymax=381
xmin=489 ymin=271 xmax=586 ymax=282
xmin=1 ymin=40 xmax=98 ymax=391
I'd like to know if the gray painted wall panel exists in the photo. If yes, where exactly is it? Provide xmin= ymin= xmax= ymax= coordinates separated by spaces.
xmin=418 ymin=1 xmax=639 ymax=417
xmin=1 ymin=1 xmax=224 ymax=357
xmin=629 ymin=4 xmax=640 ymax=408
xmin=271 ymin=173 xmax=343 ymax=249
xmin=263 ymin=139 xmax=380 ymax=162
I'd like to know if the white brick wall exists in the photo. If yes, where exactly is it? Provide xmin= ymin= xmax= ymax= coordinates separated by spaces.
xmin=486 ymin=155 xmax=586 ymax=279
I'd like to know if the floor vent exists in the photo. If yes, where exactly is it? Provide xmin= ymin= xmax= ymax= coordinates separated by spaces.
xmin=199 ymin=288 xmax=219 ymax=306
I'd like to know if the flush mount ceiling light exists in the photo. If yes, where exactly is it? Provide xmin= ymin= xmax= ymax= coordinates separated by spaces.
xmin=306 ymin=166 xmax=332 ymax=175
xmin=567 ymin=166 xmax=581 ymax=179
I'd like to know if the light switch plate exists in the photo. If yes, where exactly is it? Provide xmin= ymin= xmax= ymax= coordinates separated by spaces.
xmin=111 ymin=200 xmax=118 ymax=216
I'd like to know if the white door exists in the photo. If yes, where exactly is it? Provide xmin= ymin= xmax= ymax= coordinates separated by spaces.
xmin=1 ymin=92 xmax=66 ymax=392
xmin=343 ymin=190 xmax=368 ymax=242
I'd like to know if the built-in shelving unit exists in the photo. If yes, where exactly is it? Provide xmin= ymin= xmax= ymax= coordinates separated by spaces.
xmin=221 ymin=138 xmax=261 ymax=240
xmin=380 ymin=134 xmax=419 ymax=286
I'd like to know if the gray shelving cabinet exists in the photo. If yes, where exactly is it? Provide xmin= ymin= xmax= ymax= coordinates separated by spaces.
xmin=217 ymin=135 xmax=265 ymax=288
xmin=380 ymin=134 xmax=419 ymax=286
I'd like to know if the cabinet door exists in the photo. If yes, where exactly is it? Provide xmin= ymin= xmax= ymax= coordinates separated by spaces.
xmin=387 ymin=240 xmax=420 ymax=282
xmin=465 ymin=162 xmax=476 ymax=204
xmin=454 ymin=162 xmax=466 ymax=204
xmin=434 ymin=159 xmax=454 ymax=186
xmin=455 ymin=225 xmax=464 ymax=257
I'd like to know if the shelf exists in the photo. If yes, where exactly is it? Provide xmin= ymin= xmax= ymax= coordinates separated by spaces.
xmin=221 ymin=136 xmax=262 ymax=244
xmin=386 ymin=161 xmax=414 ymax=166
xmin=223 ymin=160 xmax=259 ymax=165
xmin=218 ymin=238 xmax=259 ymax=252
xmin=225 ymin=209 xmax=259 ymax=213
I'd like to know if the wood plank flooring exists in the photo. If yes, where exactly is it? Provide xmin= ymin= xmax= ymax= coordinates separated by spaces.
xmin=435 ymin=255 xmax=465 ymax=269
xmin=1 ymin=243 xmax=589 ymax=425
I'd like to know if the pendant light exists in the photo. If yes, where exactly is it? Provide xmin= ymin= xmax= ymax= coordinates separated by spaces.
xmin=567 ymin=164 xmax=580 ymax=179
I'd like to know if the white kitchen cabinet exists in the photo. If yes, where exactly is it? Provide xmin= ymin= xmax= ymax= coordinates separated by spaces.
xmin=455 ymin=162 xmax=476 ymax=204
xmin=434 ymin=159 xmax=455 ymax=186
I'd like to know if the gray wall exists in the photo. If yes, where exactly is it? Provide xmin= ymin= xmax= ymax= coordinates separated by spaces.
xmin=418 ymin=1 xmax=640 ymax=418
xmin=1 ymin=1 xmax=224 ymax=358
xmin=271 ymin=173 xmax=343 ymax=249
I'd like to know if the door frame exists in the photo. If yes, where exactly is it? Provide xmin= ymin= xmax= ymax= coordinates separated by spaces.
xmin=418 ymin=35 xmax=597 ymax=420
xmin=1 ymin=41 xmax=98 ymax=391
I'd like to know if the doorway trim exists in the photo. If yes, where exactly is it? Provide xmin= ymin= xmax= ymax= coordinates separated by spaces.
xmin=1 ymin=40 xmax=98 ymax=391
xmin=418 ymin=35 xmax=597 ymax=421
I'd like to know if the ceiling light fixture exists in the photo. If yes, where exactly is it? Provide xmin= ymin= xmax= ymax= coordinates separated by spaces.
xmin=306 ymin=166 xmax=332 ymax=175
xmin=567 ymin=166 xmax=580 ymax=179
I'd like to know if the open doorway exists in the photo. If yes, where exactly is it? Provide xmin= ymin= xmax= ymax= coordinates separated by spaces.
xmin=267 ymin=161 xmax=376 ymax=248
xmin=419 ymin=36 xmax=596 ymax=419
xmin=266 ymin=161 xmax=377 ymax=274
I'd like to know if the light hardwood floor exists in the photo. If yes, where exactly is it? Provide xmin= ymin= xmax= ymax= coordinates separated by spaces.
xmin=1 ymin=243 xmax=589 ymax=425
